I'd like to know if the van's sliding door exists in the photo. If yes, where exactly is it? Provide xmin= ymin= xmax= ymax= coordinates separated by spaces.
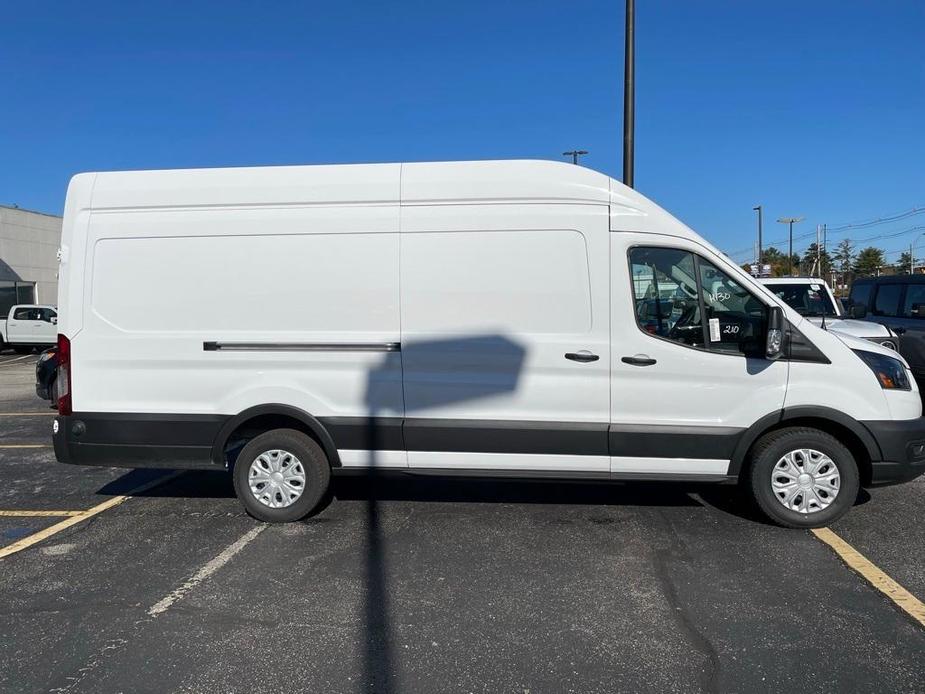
xmin=400 ymin=204 xmax=611 ymax=473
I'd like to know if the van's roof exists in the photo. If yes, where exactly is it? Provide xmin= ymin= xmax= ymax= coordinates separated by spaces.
xmin=68 ymin=159 xmax=701 ymax=241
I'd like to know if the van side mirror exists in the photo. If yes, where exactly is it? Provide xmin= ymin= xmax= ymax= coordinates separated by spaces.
xmin=848 ymin=304 xmax=867 ymax=319
xmin=766 ymin=306 xmax=784 ymax=360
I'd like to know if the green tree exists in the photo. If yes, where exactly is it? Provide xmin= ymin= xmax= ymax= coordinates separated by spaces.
xmin=832 ymin=239 xmax=855 ymax=275
xmin=895 ymin=251 xmax=914 ymax=275
xmin=761 ymin=246 xmax=799 ymax=277
xmin=853 ymin=246 xmax=886 ymax=277
xmin=801 ymin=243 xmax=832 ymax=277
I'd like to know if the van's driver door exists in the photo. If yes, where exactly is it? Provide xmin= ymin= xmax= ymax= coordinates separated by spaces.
xmin=609 ymin=233 xmax=787 ymax=478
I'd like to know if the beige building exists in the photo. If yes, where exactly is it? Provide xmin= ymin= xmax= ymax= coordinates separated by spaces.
xmin=0 ymin=205 xmax=62 ymax=315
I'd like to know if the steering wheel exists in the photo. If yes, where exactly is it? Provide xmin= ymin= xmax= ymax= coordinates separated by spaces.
xmin=667 ymin=304 xmax=701 ymax=341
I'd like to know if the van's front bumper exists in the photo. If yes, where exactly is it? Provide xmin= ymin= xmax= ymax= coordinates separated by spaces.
xmin=862 ymin=418 xmax=925 ymax=486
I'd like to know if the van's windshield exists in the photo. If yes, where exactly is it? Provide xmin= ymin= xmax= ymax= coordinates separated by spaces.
xmin=765 ymin=282 xmax=838 ymax=317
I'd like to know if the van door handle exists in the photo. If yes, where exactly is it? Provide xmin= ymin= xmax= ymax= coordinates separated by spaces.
xmin=565 ymin=351 xmax=600 ymax=363
xmin=621 ymin=355 xmax=657 ymax=366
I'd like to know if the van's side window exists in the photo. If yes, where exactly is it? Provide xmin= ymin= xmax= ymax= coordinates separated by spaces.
xmin=629 ymin=248 xmax=704 ymax=348
xmin=629 ymin=247 xmax=766 ymax=356
xmin=873 ymin=284 xmax=902 ymax=317
xmin=697 ymin=260 xmax=765 ymax=354
xmin=902 ymin=285 xmax=925 ymax=318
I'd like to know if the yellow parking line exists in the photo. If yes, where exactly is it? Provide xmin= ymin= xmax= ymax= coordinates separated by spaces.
xmin=0 ymin=510 xmax=83 ymax=517
xmin=812 ymin=527 xmax=925 ymax=627
xmin=0 ymin=471 xmax=183 ymax=560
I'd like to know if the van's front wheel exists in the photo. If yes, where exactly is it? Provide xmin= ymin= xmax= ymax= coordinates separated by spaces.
xmin=232 ymin=429 xmax=331 ymax=523
xmin=746 ymin=427 xmax=859 ymax=529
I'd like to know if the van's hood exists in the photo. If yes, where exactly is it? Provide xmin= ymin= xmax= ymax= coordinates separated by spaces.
xmin=804 ymin=316 xmax=892 ymax=338
xmin=830 ymin=330 xmax=910 ymax=368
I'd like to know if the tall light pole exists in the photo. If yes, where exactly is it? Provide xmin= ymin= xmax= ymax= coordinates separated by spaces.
xmin=563 ymin=150 xmax=588 ymax=165
xmin=777 ymin=216 xmax=804 ymax=276
xmin=753 ymin=205 xmax=763 ymax=272
xmin=623 ymin=0 xmax=635 ymax=188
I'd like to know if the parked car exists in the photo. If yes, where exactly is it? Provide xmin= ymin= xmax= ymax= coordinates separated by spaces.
xmin=52 ymin=161 xmax=925 ymax=529
xmin=759 ymin=277 xmax=898 ymax=351
xmin=35 ymin=347 xmax=58 ymax=402
xmin=0 ymin=304 xmax=57 ymax=353
xmin=846 ymin=275 xmax=925 ymax=390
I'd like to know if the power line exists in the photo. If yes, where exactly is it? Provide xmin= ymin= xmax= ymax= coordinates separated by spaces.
xmin=826 ymin=206 xmax=925 ymax=232
xmin=725 ymin=206 xmax=925 ymax=259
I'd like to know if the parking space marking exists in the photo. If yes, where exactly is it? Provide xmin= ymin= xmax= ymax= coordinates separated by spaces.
xmin=0 ymin=355 xmax=35 ymax=366
xmin=0 ymin=444 xmax=52 ymax=449
xmin=147 ymin=524 xmax=266 ymax=617
xmin=0 ymin=471 xmax=183 ymax=560
xmin=0 ymin=510 xmax=83 ymax=517
xmin=812 ymin=527 xmax=925 ymax=627
xmin=0 ymin=412 xmax=57 ymax=416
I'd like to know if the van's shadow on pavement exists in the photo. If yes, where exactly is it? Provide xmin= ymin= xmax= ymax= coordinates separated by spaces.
xmin=99 ymin=468 xmax=873 ymax=521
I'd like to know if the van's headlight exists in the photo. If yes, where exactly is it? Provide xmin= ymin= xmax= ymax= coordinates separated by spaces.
xmin=853 ymin=350 xmax=911 ymax=390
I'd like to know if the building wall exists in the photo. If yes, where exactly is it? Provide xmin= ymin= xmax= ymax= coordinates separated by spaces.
xmin=0 ymin=205 xmax=62 ymax=307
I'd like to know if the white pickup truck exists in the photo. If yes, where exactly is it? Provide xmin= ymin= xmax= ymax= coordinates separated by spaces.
xmin=0 ymin=304 xmax=58 ymax=353
xmin=759 ymin=278 xmax=899 ymax=351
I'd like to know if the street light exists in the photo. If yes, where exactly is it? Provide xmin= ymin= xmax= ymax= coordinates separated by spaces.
xmin=563 ymin=150 xmax=588 ymax=165
xmin=753 ymin=205 xmax=763 ymax=270
xmin=777 ymin=216 xmax=804 ymax=276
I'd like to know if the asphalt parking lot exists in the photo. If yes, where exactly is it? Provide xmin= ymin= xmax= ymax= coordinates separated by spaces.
xmin=1 ymin=353 xmax=924 ymax=693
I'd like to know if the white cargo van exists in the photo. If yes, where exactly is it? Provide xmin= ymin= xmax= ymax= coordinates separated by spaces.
xmin=53 ymin=161 xmax=925 ymax=528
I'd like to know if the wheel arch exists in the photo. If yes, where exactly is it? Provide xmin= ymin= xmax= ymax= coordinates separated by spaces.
xmin=730 ymin=406 xmax=879 ymax=486
xmin=210 ymin=404 xmax=341 ymax=468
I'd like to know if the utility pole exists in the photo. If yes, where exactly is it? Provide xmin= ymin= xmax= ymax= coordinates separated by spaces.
xmin=562 ymin=150 xmax=588 ymax=165
xmin=816 ymin=224 xmax=821 ymax=276
xmin=777 ymin=216 xmax=804 ymax=276
xmin=753 ymin=205 xmax=763 ymax=271
xmin=623 ymin=0 xmax=635 ymax=188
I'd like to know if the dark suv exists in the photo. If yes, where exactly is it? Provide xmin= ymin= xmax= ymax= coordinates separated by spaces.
xmin=847 ymin=275 xmax=925 ymax=389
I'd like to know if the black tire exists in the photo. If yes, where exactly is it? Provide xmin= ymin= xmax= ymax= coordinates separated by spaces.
xmin=746 ymin=427 xmax=859 ymax=529
xmin=13 ymin=346 xmax=33 ymax=355
xmin=232 ymin=428 xmax=331 ymax=523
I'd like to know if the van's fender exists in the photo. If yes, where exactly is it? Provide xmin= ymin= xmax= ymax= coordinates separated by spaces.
xmin=210 ymin=404 xmax=342 ymax=468
xmin=728 ymin=406 xmax=882 ymax=477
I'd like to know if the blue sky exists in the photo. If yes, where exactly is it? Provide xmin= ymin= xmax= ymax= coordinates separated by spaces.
xmin=2 ymin=0 xmax=922 ymax=263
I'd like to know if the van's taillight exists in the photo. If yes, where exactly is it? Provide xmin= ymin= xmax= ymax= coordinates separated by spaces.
xmin=57 ymin=334 xmax=72 ymax=416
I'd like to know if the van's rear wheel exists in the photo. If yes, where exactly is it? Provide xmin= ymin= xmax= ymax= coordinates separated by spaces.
xmin=232 ymin=429 xmax=330 ymax=522
xmin=746 ymin=427 xmax=859 ymax=529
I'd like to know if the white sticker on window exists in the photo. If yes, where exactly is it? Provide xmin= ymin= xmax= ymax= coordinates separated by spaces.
xmin=709 ymin=317 xmax=720 ymax=341
xmin=810 ymin=284 xmax=821 ymax=291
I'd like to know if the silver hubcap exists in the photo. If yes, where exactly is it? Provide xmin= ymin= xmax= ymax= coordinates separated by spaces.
xmin=771 ymin=448 xmax=840 ymax=514
xmin=248 ymin=449 xmax=306 ymax=509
